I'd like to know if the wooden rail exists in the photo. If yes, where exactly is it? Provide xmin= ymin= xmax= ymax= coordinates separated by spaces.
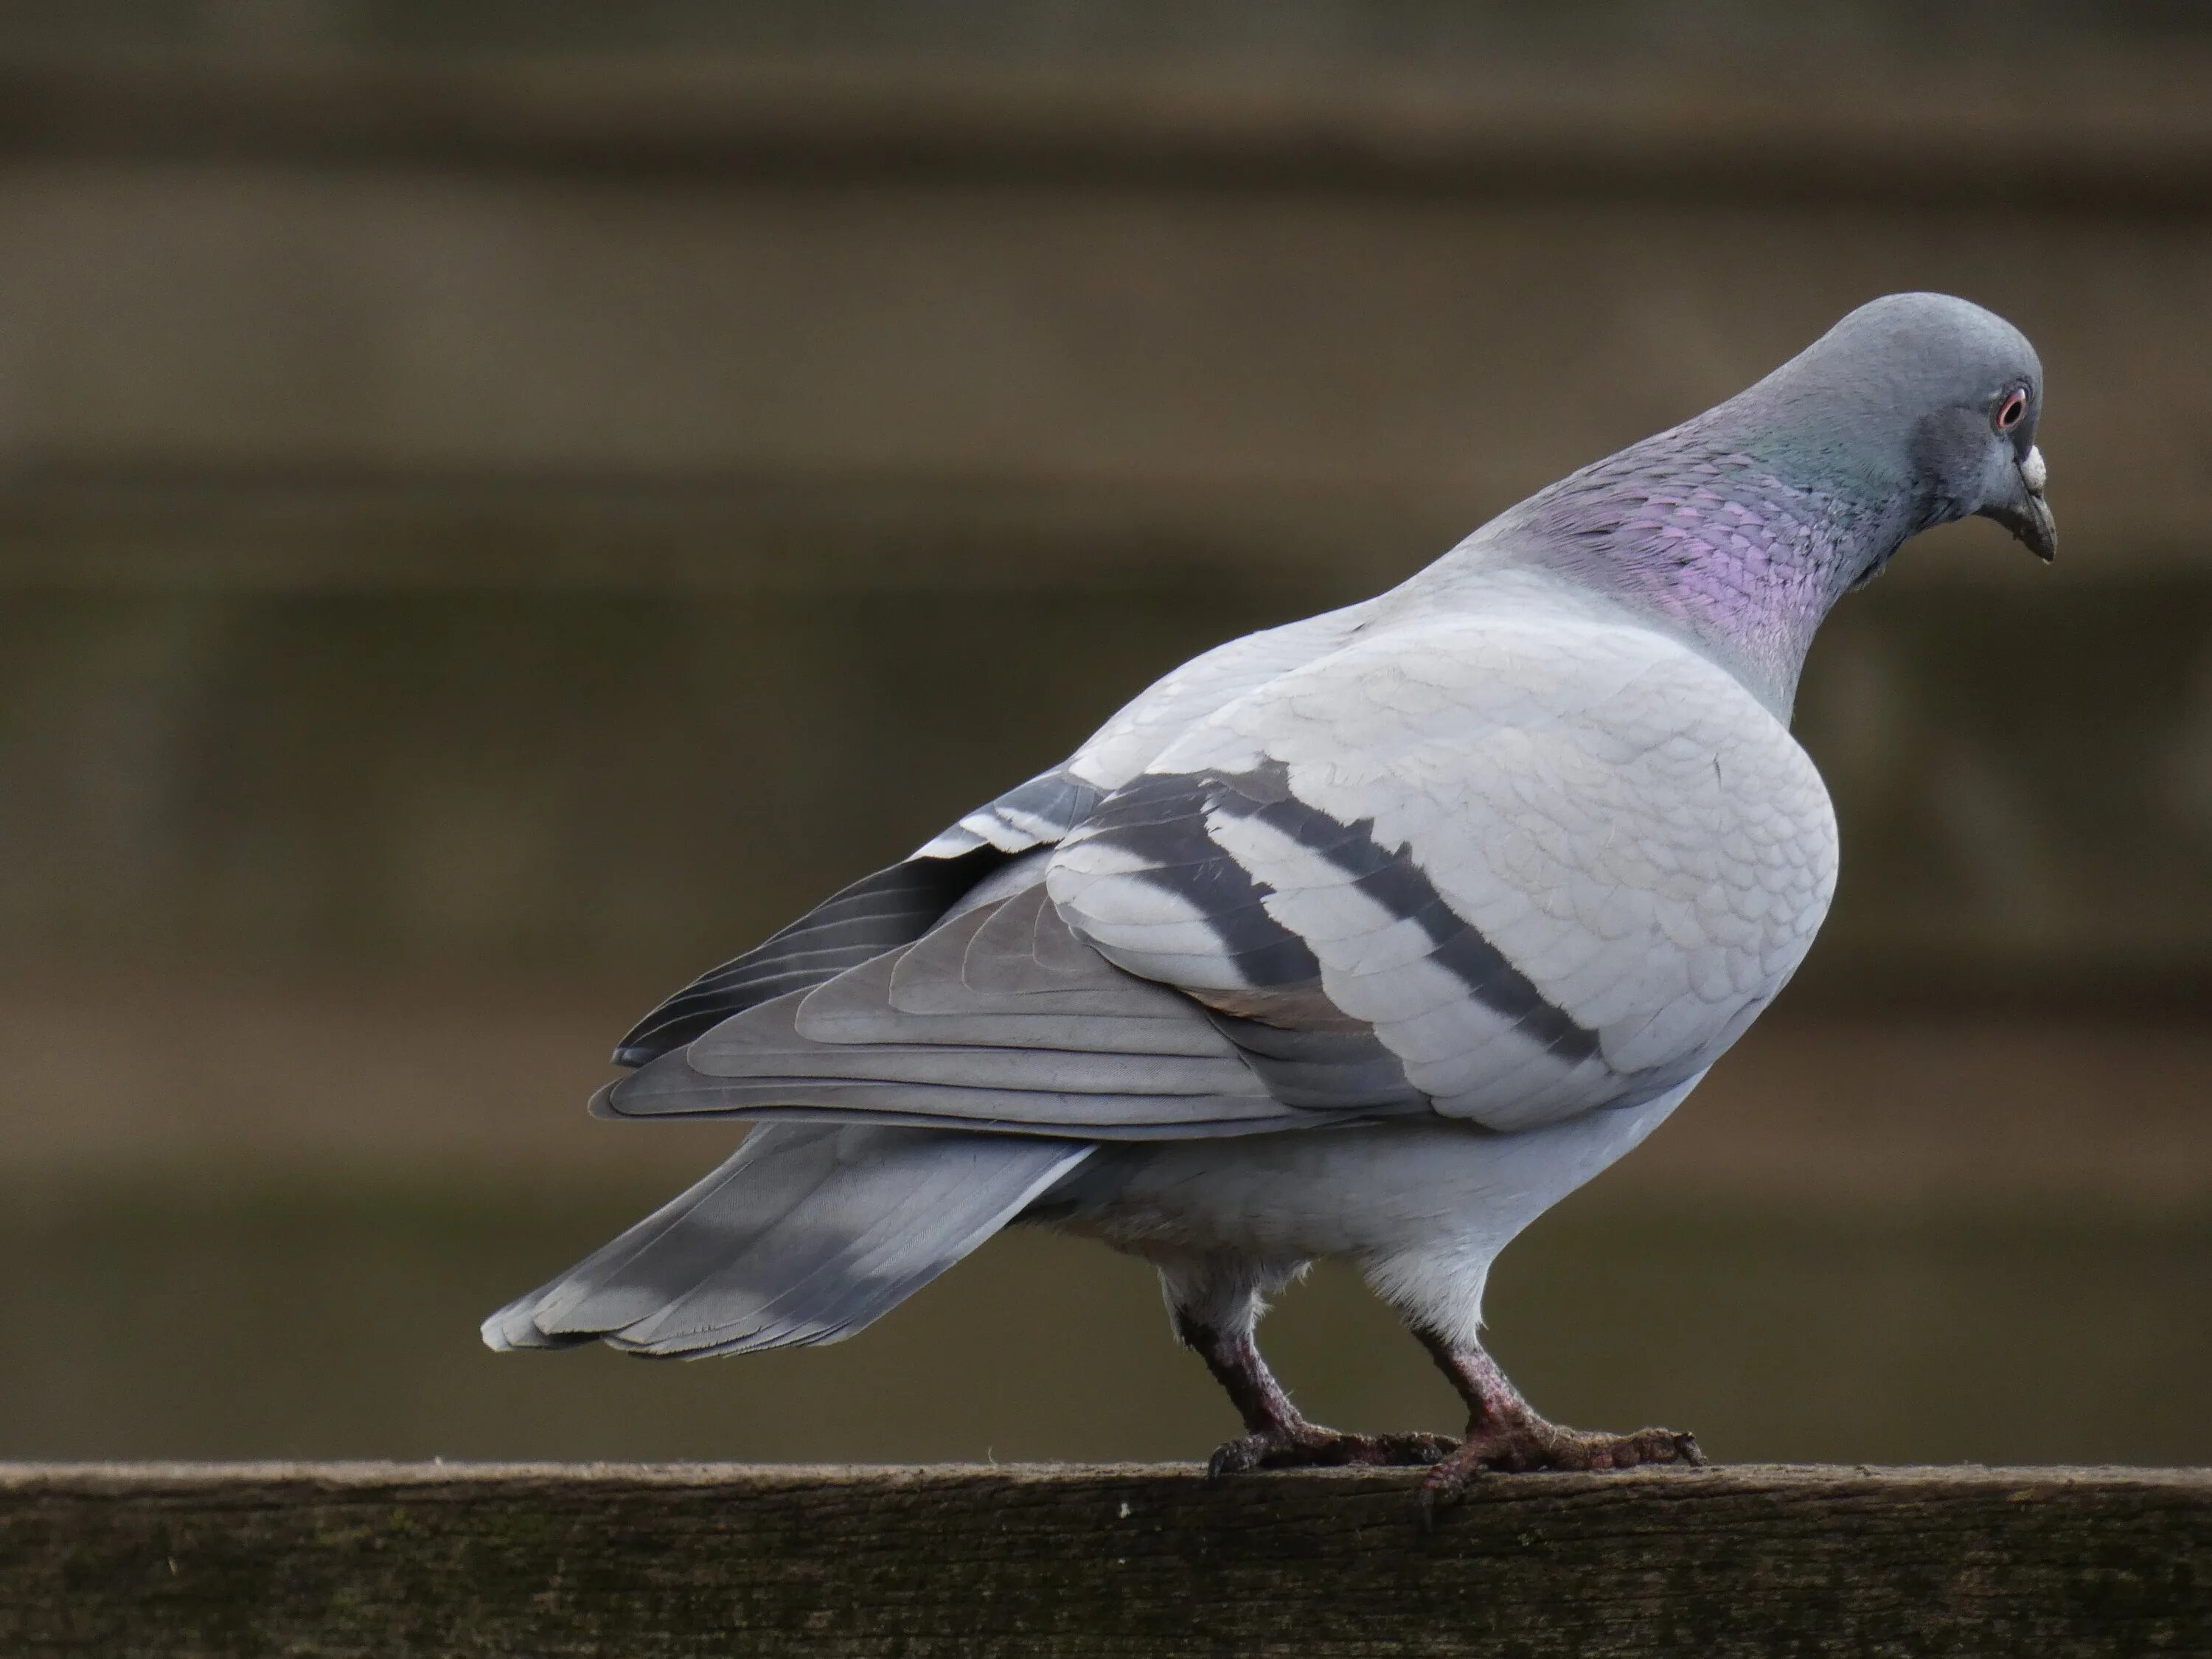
xmin=2 ymin=1462 xmax=2206 ymax=1656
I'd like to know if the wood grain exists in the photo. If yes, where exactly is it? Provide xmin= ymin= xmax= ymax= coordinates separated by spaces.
xmin=2 ymin=1462 xmax=2205 ymax=1657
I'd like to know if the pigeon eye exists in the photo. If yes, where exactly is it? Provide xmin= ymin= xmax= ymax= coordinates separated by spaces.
xmin=1994 ymin=389 xmax=2028 ymax=432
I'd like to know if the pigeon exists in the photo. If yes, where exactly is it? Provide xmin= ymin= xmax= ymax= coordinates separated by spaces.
xmin=485 ymin=293 xmax=2054 ymax=1498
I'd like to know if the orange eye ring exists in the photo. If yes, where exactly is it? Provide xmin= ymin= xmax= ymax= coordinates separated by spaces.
xmin=1995 ymin=389 xmax=2028 ymax=431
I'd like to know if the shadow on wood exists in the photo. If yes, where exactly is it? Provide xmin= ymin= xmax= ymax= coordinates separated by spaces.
xmin=1 ymin=1462 xmax=2206 ymax=1655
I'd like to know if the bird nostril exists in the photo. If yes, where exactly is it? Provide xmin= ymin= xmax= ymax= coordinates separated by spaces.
xmin=2022 ymin=447 xmax=2048 ymax=494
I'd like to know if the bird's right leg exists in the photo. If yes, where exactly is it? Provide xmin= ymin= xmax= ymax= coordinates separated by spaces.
xmin=1162 ymin=1254 xmax=1455 ymax=1476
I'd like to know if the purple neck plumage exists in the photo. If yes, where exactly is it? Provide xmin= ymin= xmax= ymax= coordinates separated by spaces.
xmin=1505 ymin=417 xmax=1912 ymax=713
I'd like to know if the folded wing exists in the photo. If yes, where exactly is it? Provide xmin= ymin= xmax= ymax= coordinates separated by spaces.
xmin=594 ymin=883 xmax=1343 ymax=1137
xmin=602 ymin=606 xmax=1833 ymax=1144
xmin=1048 ymin=610 xmax=1837 ymax=1132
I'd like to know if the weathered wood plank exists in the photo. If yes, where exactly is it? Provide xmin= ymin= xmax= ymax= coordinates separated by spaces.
xmin=1 ymin=1462 xmax=2205 ymax=1658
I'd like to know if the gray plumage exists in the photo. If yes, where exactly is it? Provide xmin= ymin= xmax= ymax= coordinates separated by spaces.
xmin=486 ymin=295 xmax=2053 ymax=1473
xmin=484 ymin=1123 xmax=1087 ymax=1356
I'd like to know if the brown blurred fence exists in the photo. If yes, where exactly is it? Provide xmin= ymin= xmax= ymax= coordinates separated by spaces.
xmin=4 ymin=50 xmax=2212 ymax=995
xmin=0 ymin=20 xmax=2208 ymax=1472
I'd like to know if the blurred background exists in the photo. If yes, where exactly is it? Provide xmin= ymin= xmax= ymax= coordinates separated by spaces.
xmin=2 ymin=1 xmax=2210 ymax=1470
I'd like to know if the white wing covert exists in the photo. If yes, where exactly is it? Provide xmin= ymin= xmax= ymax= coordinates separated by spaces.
xmin=1047 ymin=610 xmax=1837 ymax=1133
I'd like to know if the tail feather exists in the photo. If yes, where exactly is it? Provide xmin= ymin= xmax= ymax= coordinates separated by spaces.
xmin=483 ymin=1123 xmax=1091 ymax=1357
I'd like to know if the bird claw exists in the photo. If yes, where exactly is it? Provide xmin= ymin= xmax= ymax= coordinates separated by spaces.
xmin=1207 ymin=1426 xmax=1458 ymax=1478
xmin=1416 ymin=1424 xmax=1705 ymax=1526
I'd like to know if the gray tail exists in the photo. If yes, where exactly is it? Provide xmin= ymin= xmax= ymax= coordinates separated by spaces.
xmin=483 ymin=1124 xmax=1091 ymax=1357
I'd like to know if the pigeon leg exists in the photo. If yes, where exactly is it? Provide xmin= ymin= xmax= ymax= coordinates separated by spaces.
xmin=1180 ymin=1310 xmax=1455 ymax=1475
xmin=1413 ymin=1328 xmax=1703 ymax=1506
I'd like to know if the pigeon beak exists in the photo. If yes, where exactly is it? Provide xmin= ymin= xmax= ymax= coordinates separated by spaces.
xmin=1979 ymin=445 xmax=2056 ymax=563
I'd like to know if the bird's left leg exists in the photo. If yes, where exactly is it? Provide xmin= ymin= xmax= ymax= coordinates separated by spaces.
xmin=1162 ymin=1254 xmax=1454 ymax=1476
xmin=1413 ymin=1326 xmax=1703 ymax=1504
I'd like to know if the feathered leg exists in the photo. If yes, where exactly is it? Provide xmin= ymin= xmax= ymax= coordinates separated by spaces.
xmin=1161 ymin=1254 xmax=1454 ymax=1476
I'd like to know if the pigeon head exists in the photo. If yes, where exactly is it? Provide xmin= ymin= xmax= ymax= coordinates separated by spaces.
xmin=1738 ymin=291 xmax=2055 ymax=571
xmin=1497 ymin=291 xmax=2054 ymax=714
